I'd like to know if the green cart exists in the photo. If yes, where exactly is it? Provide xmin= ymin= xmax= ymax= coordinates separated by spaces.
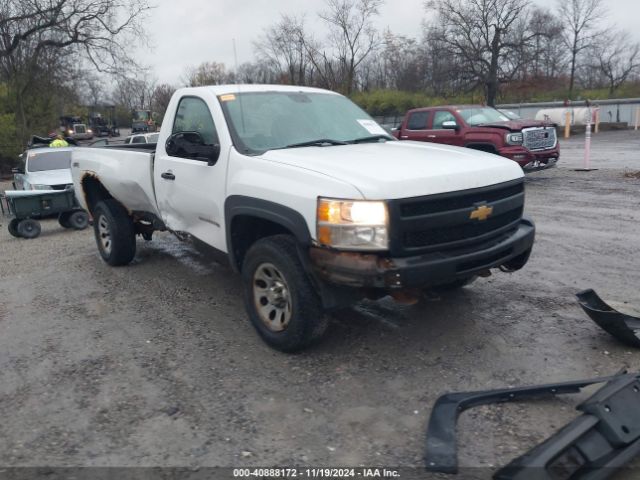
xmin=2 ymin=188 xmax=89 ymax=239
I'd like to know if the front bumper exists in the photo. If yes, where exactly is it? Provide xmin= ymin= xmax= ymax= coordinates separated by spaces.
xmin=309 ymin=218 xmax=535 ymax=290
xmin=499 ymin=145 xmax=560 ymax=170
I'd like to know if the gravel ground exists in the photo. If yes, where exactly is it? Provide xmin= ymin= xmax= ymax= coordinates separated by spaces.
xmin=0 ymin=130 xmax=639 ymax=478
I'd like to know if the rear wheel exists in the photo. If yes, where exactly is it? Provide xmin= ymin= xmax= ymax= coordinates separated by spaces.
xmin=8 ymin=219 xmax=21 ymax=237
xmin=241 ymin=235 xmax=328 ymax=352
xmin=17 ymin=219 xmax=41 ymax=239
xmin=93 ymin=199 xmax=136 ymax=266
xmin=58 ymin=212 xmax=72 ymax=228
xmin=69 ymin=210 xmax=90 ymax=230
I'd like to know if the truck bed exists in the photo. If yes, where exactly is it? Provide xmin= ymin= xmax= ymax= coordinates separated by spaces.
xmin=71 ymin=147 xmax=160 ymax=217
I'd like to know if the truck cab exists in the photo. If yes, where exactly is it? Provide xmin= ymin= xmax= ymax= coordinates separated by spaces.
xmin=395 ymin=105 xmax=560 ymax=170
xmin=71 ymin=85 xmax=535 ymax=352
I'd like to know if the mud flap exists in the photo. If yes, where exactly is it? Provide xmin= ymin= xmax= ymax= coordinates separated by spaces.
xmin=576 ymin=289 xmax=640 ymax=348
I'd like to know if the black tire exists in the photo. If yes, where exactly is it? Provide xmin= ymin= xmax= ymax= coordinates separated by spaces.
xmin=432 ymin=276 xmax=477 ymax=293
xmin=69 ymin=210 xmax=90 ymax=230
xmin=58 ymin=211 xmax=72 ymax=228
xmin=241 ymin=234 xmax=327 ymax=352
xmin=17 ymin=219 xmax=41 ymax=239
xmin=93 ymin=199 xmax=136 ymax=266
xmin=8 ymin=218 xmax=21 ymax=237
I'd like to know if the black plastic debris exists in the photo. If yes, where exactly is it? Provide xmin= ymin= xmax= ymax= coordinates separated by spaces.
xmin=577 ymin=289 xmax=640 ymax=348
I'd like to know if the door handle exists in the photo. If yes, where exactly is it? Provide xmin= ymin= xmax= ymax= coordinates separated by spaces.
xmin=428 ymin=135 xmax=437 ymax=138
xmin=400 ymin=136 xmax=408 ymax=139
xmin=161 ymin=172 xmax=175 ymax=180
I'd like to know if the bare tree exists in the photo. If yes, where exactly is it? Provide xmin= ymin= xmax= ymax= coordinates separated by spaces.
xmin=303 ymin=0 xmax=383 ymax=94
xmin=526 ymin=8 xmax=566 ymax=79
xmin=114 ymin=75 xmax=156 ymax=111
xmin=556 ymin=0 xmax=606 ymax=98
xmin=254 ymin=15 xmax=312 ymax=85
xmin=379 ymin=30 xmax=423 ymax=91
xmin=151 ymin=83 xmax=176 ymax=123
xmin=426 ymin=0 xmax=534 ymax=106
xmin=596 ymin=31 xmax=640 ymax=95
xmin=0 ymin=0 xmax=150 ymax=144
xmin=182 ymin=61 xmax=230 ymax=87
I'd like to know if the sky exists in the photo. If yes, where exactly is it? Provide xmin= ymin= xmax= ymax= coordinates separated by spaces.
xmin=135 ymin=0 xmax=640 ymax=86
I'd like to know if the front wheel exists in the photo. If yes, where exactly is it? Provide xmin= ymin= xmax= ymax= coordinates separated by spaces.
xmin=241 ymin=235 xmax=328 ymax=352
xmin=93 ymin=199 xmax=136 ymax=266
xmin=17 ymin=219 xmax=41 ymax=239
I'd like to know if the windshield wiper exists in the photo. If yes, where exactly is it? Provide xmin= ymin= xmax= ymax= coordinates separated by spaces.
xmin=283 ymin=139 xmax=348 ymax=149
xmin=349 ymin=134 xmax=393 ymax=144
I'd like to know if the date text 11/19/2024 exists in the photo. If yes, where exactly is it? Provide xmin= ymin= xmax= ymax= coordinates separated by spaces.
xmin=233 ymin=468 xmax=401 ymax=478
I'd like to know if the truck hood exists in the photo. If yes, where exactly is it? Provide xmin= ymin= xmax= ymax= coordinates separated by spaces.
xmin=258 ymin=141 xmax=523 ymax=200
xmin=476 ymin=119 xmax=554 ymax=131
xmin=25 ymin=169 xmax=72 ymax=186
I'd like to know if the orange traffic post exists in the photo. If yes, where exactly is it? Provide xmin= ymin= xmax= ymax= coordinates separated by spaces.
xmin=594 ymin=109 xmax=599 ymax=134
xmin=564 ymin=110 xmax=571 ymax=139
xmin=635 ymin=107 xmax=640 ymax=131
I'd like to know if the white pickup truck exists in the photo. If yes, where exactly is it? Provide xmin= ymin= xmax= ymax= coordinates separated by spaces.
xmin=70 ymin=84 xmax=535 ymax=351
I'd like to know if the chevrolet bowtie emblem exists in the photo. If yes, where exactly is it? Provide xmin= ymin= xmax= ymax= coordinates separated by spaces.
xmin=470 ymin=205 xmax=493 ymax=221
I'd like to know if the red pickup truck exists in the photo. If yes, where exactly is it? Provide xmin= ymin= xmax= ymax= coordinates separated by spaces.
xmin=393 ymin=105 xmax=559 ymax=170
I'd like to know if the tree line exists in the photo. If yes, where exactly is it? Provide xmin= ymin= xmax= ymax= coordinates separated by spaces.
xmin=1 ymin=0 xmax=638 ymax=172
xmin=116 ymin=0 xmax=640 ymax=124
xmin=0 ymin=0 xmax=149 ymax=171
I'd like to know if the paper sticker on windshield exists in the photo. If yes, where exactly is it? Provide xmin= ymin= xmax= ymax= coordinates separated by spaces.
xmin=357 ymin=119 xmax=387 ymax=135
xmin=219 ymin=94 xmax=236 ymax=102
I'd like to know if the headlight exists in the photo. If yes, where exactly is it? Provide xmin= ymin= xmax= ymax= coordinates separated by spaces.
xmin=87 ymin=129 xmax=93 ymax=133
xmin=68 ymin=130 xmax=73 ymax=135
xmin=316 ymin=198 xmax=388 ymax=250
xmin=31 ymin=184 xmax=52 ymax=190
xmin=506 ymin=132 xmax=523 ymax=145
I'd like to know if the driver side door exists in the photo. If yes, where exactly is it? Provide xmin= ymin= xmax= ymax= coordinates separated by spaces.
xmin=154 ymin=95 xmax=228 ymax=251
xmin=423 ymin=110 xmax=464 ymax=147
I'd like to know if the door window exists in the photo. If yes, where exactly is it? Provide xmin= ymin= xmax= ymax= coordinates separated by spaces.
xmin=406 ymin=111 xmax=429 ymax=130
xmin=432 ymin=111 xmax=457 ymax=129
xmin=173 ymin=97 xmax=219 ymax=145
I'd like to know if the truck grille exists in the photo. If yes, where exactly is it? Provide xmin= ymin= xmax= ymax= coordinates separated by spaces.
xmin=523 ymin=127 xmax=557 ymax=151
xmin=388 ymin=179 xmax=525 ymax=257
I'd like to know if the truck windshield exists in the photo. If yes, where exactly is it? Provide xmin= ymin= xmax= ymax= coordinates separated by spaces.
xmin=219 ymin=91 xmax=393 ymax=154
xmin=27 ymin=150 xmax=72 ymax=172
xmin=457 ymin=107 xmax=510 ymax=126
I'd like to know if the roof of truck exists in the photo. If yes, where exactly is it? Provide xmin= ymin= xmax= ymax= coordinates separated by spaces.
xmin=176 ymin=84 xmax=342 ymax=96
xmin=408 ymin=104 xmax=486 ymax=112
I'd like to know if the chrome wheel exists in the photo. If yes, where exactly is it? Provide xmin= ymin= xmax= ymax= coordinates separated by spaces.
xmin=97 ymin=214 xmax=112 ymax=255
xmin=252 ymin=262 xmax=292 ymax=332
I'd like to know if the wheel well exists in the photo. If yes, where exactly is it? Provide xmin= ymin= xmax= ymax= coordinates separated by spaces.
xmin=466 ymin=143 xmax=499 ymax=154
xmin=81 ymin=175 xmax=113 ymax=214
xmin=230 ymin=215 xmax=294 ymax=270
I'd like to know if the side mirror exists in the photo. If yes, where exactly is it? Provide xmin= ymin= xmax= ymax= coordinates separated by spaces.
xmin=166 ymin=131 xmax=220 ymax=166
xmin=442 ymin=120 xmax=459 ymax=130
